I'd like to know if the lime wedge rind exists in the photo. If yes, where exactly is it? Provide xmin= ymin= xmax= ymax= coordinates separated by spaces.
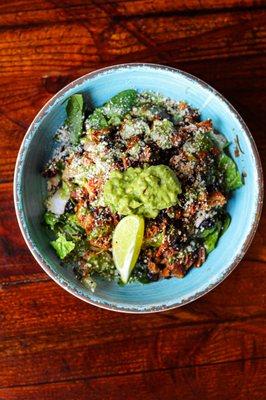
xmin=112 ymin=215 xmax=144 ymax=283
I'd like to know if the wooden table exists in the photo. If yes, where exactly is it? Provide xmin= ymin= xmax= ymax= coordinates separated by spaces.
xmin=0 ymin=1 xmax=265 ymax=399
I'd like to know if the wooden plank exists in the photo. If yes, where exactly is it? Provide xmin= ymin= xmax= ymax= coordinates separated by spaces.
xmin=0 ymin=9 xmax=265 ymax=78
xmin=0 ymin=1 xmax=105 ymax=28
xmin=0 ymin=183 xmax=42 ymax=278
xmin=1 ymin=254 xmax=265 ymax=321
xmin=0 ymin=1 xmax=264 ymax=28
xmin=112 ymin=0 xmax=266 ymax=16
xmin=0 ymin=357 xmax=265 ymax=399
xmin=1 ymin=261 xmax=266 ymax=333
xmin=0 ymin=0 xmax=265 ymax=396
xmin=121 ymin=10 xmax=266 ymax=61
xmin=0 ymin=258 xmax=265 ymax=387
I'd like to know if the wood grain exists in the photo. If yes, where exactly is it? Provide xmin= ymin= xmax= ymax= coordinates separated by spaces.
xmin=0 ymin=8 xmax=265 ymax=76
xmin=0 ymin=0 xmax=264 ymax=27
xmin=1 ymin=359 xmax=266 ymax=400
xmin=0 ymin=278 xmax=265 ymax=388
xmin=0 ymin=0 xmax=265 ymax=398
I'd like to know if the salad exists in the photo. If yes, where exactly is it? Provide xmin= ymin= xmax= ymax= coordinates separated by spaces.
xmin=42 ymin=90 xmax=243 ymax=291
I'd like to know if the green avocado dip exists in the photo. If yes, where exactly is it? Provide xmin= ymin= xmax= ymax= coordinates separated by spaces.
xmin=103 ymin=165 xmax=182 ymax=218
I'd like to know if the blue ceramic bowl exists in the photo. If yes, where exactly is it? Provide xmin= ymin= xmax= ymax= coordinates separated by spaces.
xmin=14 ymin=64 xmax=263 ymax=313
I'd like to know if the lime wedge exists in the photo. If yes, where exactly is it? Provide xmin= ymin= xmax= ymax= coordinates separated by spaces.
xmin=112 ymin=215 xmax=145 ymax=283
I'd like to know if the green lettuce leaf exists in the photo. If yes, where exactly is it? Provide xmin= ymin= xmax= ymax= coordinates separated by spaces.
xmin=44 ymin=211 xmax=59 ymax=230
xmin=219 ymin=152 xmax=243 ymax=191
xmin=202 ymin=213 xmax=231 ymax=254
xmin=204 ymin=229 xmax=220 ymax=254
xmin=56 ymin=213 xmax=84 ymax=241
xmin=87 ymin=108 xmax=108 ymax=130
xmin=222 ymin=213 xmax=231 ymax=233
xmin=87 ymin=90 xmax=138 ymax=130
xmin=62 ymin=217 xmax=84 ymax=241
xmin=51 ymin=233 xmax=75 ymax=259
xmin=66 ymin=94 xmax=83 ymax=145
xmin=200 ymin=225 xmax=217 ymax=239
xmin=104 ymin=89 xmax=137 ymax=118
xmin=204 ymin=221 xmax=222 ymax=254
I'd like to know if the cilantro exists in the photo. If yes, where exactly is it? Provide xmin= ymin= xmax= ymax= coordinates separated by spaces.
xmin=194 ymin=131 xmax=213 ymax=151
xmin=56 ymin=213 xmax=84 ymax=241
xmin=85 ymin=252 xmax=115 ymax=279
xmin=144 ymin=232 xmax=163 ymax=248
xmin=87 ymin=226 xmax=109 ymax=240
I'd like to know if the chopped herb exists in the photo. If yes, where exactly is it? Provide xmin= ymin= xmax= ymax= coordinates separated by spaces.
xmin=144 ymin=232 xmax=164 ymax=248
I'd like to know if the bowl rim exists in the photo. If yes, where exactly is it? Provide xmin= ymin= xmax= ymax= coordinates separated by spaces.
xmin=14 ymin=62 xmax=264 ymax=313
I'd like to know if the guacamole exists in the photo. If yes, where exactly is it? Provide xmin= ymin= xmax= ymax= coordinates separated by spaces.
xmin=104 ymin=165 xmax=182 ymax=218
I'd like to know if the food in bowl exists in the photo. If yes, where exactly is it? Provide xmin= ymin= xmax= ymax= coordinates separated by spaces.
xmin=42 ymin=89 xmax=243 ymax=291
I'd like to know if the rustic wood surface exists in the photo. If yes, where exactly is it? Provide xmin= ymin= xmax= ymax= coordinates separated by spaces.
xmin=0 ymin=1 xmax=265 ymax=399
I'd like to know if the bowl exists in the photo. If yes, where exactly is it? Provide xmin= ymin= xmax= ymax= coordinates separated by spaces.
xmin=14 ymin=63 xmax=263 ymax=313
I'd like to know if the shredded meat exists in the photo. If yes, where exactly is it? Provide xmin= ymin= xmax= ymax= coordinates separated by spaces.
xmin=208 ymin=192 xmax=227 ymax=208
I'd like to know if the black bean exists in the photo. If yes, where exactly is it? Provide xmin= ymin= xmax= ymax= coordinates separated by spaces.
xmin=200 ymin=218 xmax=215 ymax=229
xmin=147 ymin=271 xmax=159 ymax=282
xmin=42 ymin=166 xmax=58 ymax=178
xmin=77 ymin=147 xmax=85 ymax=155
xmin=73 ymin=266 xmax=82 ymax=280
xmin=65 ymin=200 xmax=75 ymax=213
